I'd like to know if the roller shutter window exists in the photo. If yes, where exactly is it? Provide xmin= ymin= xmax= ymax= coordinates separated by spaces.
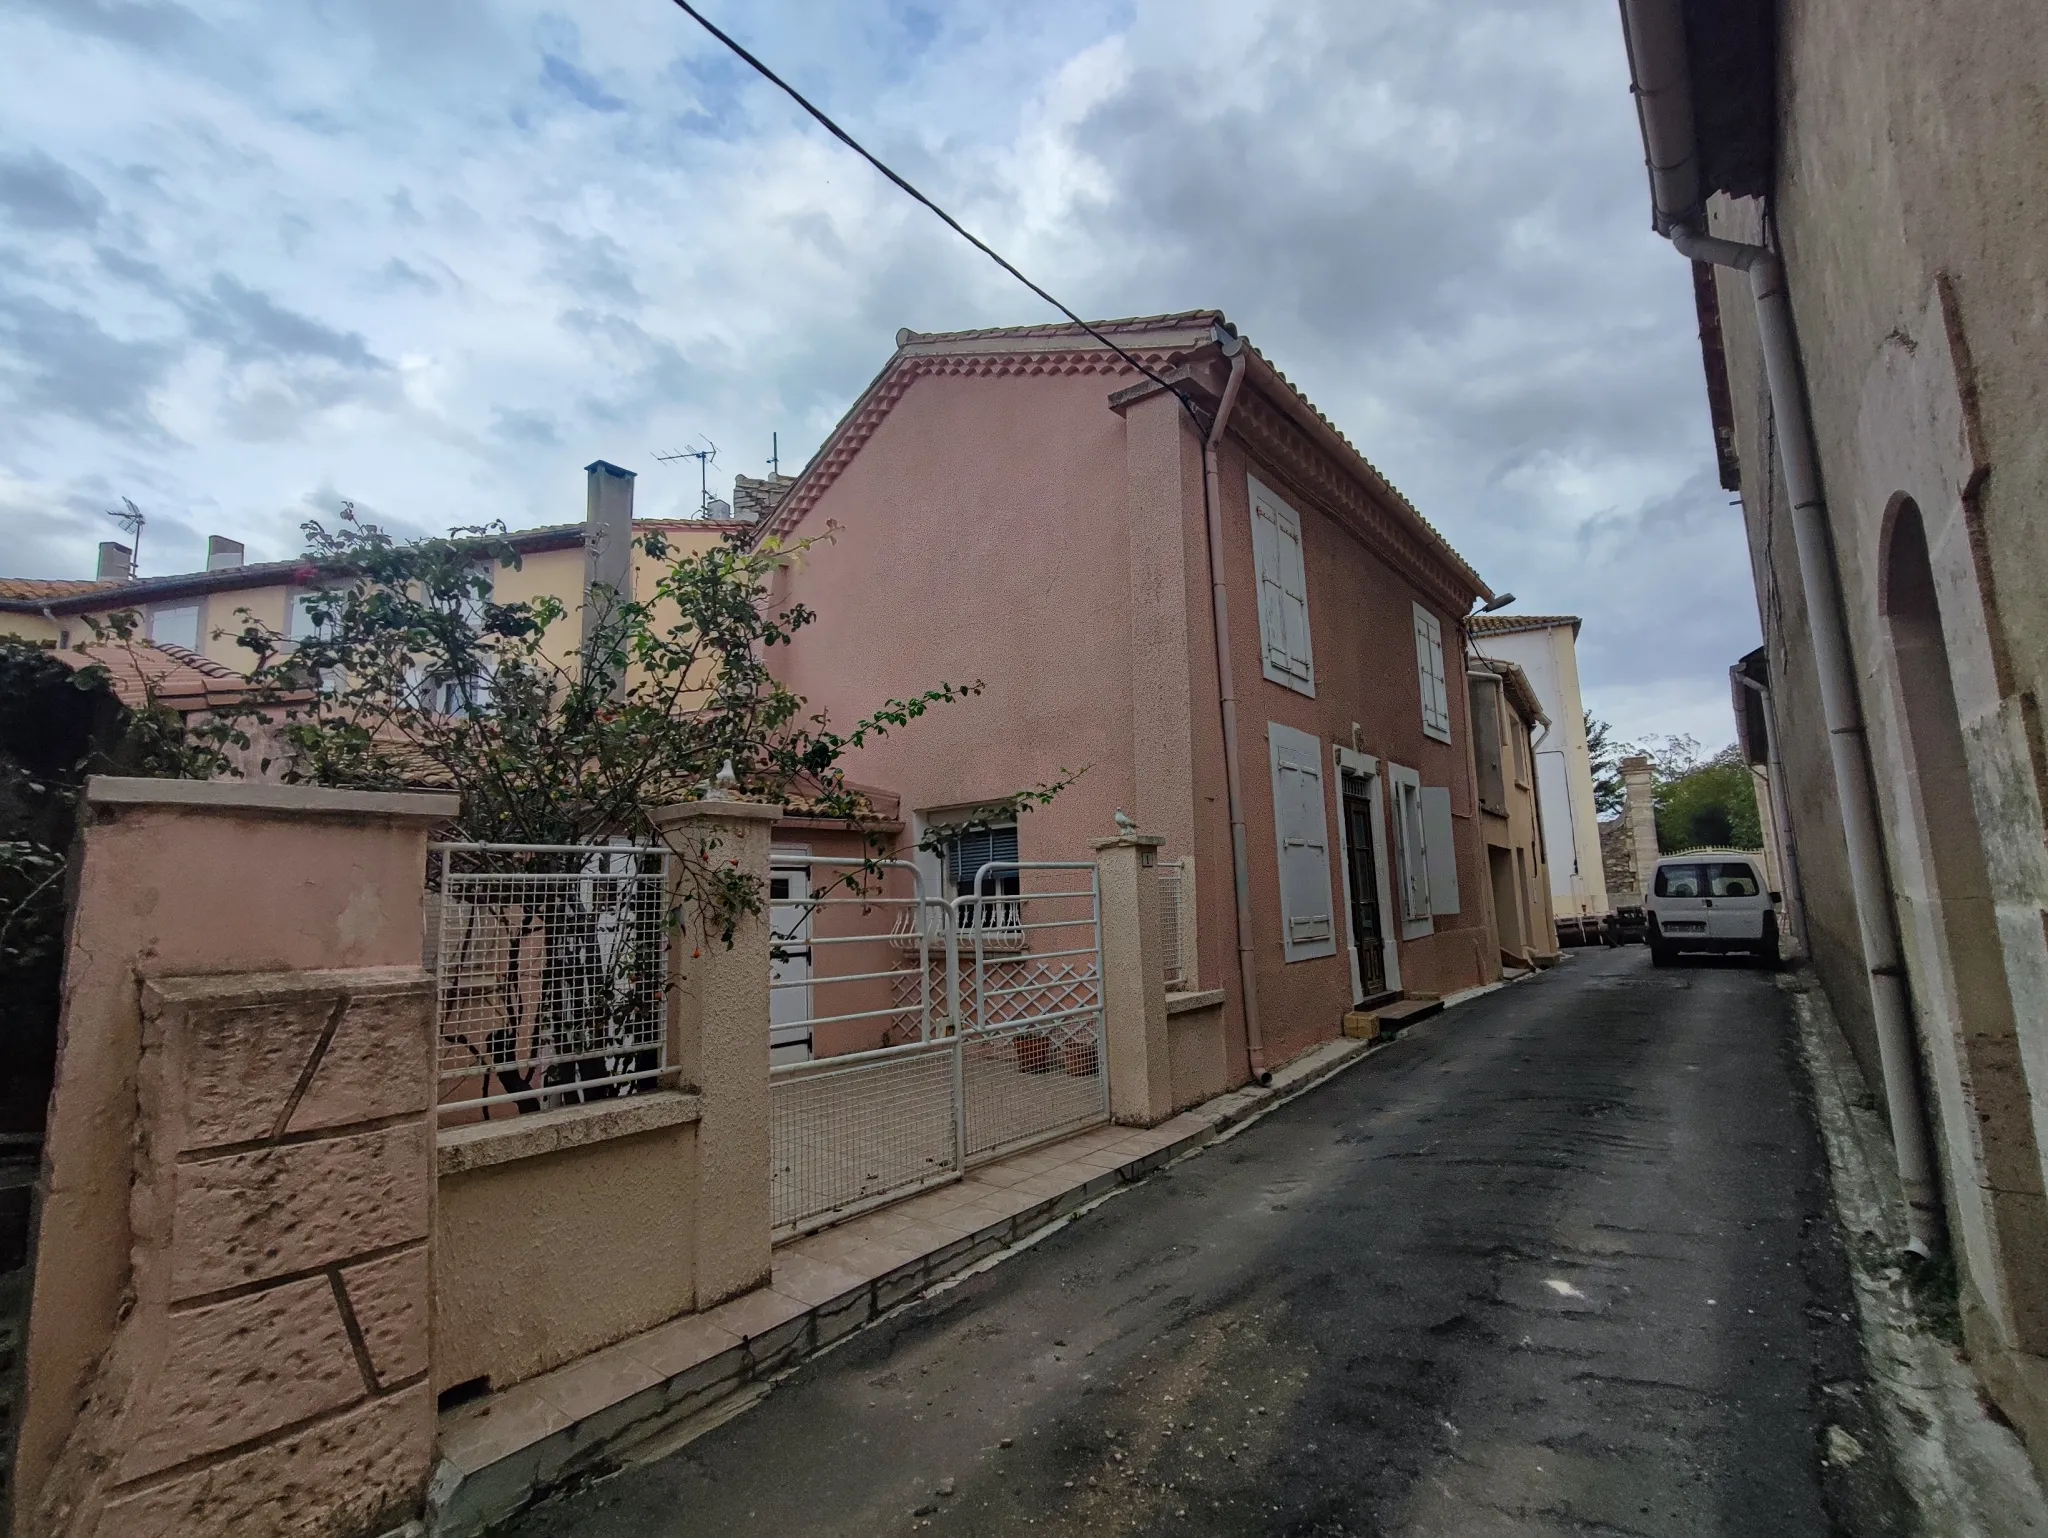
xmin=1268 ymin=723 xmax=1338 ymax=961
xmin=1415 ymin=602 xmax=1452 ymax=743
xmin=1250 ymin=475 xmax=1315 ymax=696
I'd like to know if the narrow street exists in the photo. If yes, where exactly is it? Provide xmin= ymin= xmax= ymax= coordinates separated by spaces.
xmin=509 ymin=947 xmax=1903 ymax=1537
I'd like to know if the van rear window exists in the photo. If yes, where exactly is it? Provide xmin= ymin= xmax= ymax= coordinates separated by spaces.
xmin=1708 ymin=862 xmax=1760 ymax=897
xmin=1653 ymin=864 xmax=1705 ymax=898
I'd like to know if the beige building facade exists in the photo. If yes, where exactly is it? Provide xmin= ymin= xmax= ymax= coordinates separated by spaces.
xmin=1467 ymin=657 xmax=1558 ymax=967
xmin=1621 ymin=0 xmax=2048 ymax=1472
xmin=1467 ymin=614 xmax=1608 ymax=921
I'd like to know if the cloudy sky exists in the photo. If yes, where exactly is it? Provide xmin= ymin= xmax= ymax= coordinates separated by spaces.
xmin=0 ymin=0 xmax=1758 ymax=745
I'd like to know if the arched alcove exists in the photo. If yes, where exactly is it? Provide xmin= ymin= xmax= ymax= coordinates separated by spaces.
xmin=1884 ymin=496 xmax=2048 ymax=1349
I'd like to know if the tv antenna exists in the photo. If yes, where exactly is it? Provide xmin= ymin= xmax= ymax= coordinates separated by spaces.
xmin=105 ymin=496 xmax=146 ymax=576
xmin=654 ymin=440 xmax=719 ymax=516
xmin=768 ymin=432 xmax=780 ymax=476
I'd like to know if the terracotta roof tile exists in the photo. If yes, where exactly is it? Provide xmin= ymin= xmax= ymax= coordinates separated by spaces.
xmin=0 ymin=577 xmax=118 ymax=601
xmin=1467 ymin=613 xmax=1581 ymax=636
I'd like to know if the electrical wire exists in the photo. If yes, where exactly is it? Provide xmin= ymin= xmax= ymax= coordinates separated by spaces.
xmin=665 ymin=0 xmax=1212 ymax=424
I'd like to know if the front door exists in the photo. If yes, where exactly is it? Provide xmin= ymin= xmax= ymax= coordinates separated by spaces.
xmin=1343 ymin=789 xmax=1388 ymax=998
xmin=768 ymin=864 xmax=814 ymax=1064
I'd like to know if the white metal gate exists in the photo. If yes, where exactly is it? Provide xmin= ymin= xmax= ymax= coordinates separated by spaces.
xmin=768 ymin=858 xmax=1107 ymax=1236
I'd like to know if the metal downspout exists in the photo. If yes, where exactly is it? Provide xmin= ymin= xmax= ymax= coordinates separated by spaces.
xmin=1732 ymin=670 xmax=1808 ymax=956
xmin=1199 ymin=337 xmax=1269 ymax=1082
xmin=1619 ymin=0 xmax=1938 ymax=1252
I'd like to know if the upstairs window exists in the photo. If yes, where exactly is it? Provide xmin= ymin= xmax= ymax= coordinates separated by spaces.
xmin=1414 ymin=603 xmax=1451 ymax=743
xmin=1250 ymin=475 xmax=1314 ymax=696
xmin=149 ymin=603 xmax=200 ymax=651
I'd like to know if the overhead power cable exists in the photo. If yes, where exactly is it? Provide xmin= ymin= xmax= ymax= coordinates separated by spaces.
xmin=666 ymin=0 xmax=1211 ymax=421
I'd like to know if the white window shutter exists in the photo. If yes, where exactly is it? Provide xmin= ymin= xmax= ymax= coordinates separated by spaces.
xmin=1250 ymin=476 xmax=1314 ymax=696
xmin=1268 ymin=722 xmax=1337 ymax=961
xmin=1420 ymin=786 xmax=1460 ymax=915
xmin=1392 ymin=770 xmax=1431 ymax=923
xmin=1415 ymin=603 xmax=1451 ymax=742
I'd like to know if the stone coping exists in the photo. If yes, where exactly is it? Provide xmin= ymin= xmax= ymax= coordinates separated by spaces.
xmin=425 ymin=1035 xmax=1390 ymax=1537
xmin=437 ymin=1091 xmax=702 ymax=1176
xmin=1165 ymin=987 xmax=1226 ymax=1016
xmin=86 ymin=775 xmax=460 ymax=821
xmin=647 ymin=796 xmax=783 ymax=826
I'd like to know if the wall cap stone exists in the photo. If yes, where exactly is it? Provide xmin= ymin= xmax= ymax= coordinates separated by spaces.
xmin=144 ymin=964 xmax=430 ymax=1009
xmin=1092 ymin=832 xmax=1168 ymax=850
xmin=87 ymin=775 xmax=460 ymax=821
xmin=647 ymin=797 xmax=783 ymax=828
xmin=437 ymin=1091 xmax=703 ymax=1176
xmin=1166 ymin=988 xmax=1227 ymax=1016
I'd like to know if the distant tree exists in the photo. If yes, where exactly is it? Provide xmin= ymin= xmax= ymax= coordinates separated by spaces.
xmin=1586 ymin=712 xmax=1624 ymax=818
xmin=1638 ymin=738 xmax=1762 ymax=852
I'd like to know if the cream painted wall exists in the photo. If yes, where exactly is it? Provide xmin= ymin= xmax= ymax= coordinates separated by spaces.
xmin=1474 ymin=625 xmax=1606 ymax=916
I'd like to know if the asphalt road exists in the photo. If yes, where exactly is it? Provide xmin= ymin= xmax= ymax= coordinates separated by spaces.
xmin=507 ymin=945 xmax=1906 ymax=1537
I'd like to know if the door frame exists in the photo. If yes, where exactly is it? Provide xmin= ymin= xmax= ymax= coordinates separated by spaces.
xmin=1334 ymin=746 xmax=1402 ymax=1000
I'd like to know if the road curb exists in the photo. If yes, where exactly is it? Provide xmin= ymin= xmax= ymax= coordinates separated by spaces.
xmin=1787 ymin=971 xmax=2048 ymax=1535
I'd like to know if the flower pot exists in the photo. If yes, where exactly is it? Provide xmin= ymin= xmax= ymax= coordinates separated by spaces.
xmin=1061 ymin=1038 xmax=1099 ymax=1077
xmin=1014 ymin=1033 xmax=1053 ymax=1074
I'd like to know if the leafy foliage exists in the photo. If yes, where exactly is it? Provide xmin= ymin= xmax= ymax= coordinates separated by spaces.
xmin=1586 ymin=712 xmax=1623 ymax=818
xmin=213 ymin=508 xmax=1073 ymax=935
xmin=0 ymin=634 xmax=217 ymax=1132
xmin=1614 ymin=733 xmax=1762 ymax=852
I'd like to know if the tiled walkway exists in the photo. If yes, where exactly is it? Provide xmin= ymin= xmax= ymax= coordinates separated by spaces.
xmin=429 ymin=1036 xmax=1379 ymax=1536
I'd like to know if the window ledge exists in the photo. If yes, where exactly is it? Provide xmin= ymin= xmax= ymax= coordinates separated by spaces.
xmin=1166 ymin=988 xmax=1226 ymax=1017
xmin=438 ymin=1089 xmax=702 ymax=1176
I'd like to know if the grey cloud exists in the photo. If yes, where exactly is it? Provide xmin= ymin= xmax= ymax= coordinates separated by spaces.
xmin=380 ymin=257 xmax=442 ymax=294
xmin=186 ymin=275 xmax=385 ymax=370
xmin=491 ymin=406 xmax=560 ymax=446
xmin=13 ymin=0 xmax=205 ymax=51
xmin=534 ymin=225 xmax=641 ymax=309
xmin=0 ymin=291 xmax=177 ymax=435
xmin=541 ymin=54 xmax=626 ymax=113
xmin=0 ymin=151 xmax=108 ymax=231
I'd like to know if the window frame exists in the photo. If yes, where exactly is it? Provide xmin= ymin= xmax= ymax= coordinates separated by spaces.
xmin=1414 ymin=602 xmax=1452 ymax=743
xmin=1388 ymin=762 xmax=1433 ymax=937
xmin=148 ymin=602 xmax=201 ymax=652
xmin=1249 ymin=474 xmax=1315 ymax=697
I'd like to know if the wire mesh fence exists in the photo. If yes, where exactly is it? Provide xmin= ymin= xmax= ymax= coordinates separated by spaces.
xmin=428 ymin=843 xmax=669 ymax=1124
xmin=767 ymin=858 xmax=1109 ymax=1236
xmin=1158 ymin=858 xmax=1187 ymax=989
xmin=769 ymin=1038 xmax=959 ymax=1234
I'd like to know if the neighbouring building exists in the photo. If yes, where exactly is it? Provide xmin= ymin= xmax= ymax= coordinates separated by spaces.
xmin=1621 ymin=0 xmax=2048 ymax=1472
xmin=1466 ymin=613 xmax=1608 ymax=921
xmin=753 ymin=312 xmax=1503 ymax=1094
xmin=0 ymin=461 xmax=771 ymax=685
xmin=1466 ymin=656 xmax=1559 ymax=969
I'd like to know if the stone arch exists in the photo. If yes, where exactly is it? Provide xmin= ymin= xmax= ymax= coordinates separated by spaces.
xmin=1883 ymin=494 xmax=2048 ymax=1350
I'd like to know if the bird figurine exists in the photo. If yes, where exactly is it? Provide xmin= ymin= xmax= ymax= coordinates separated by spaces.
xmin=1113 ymin=808 xmax=1138 ymax=835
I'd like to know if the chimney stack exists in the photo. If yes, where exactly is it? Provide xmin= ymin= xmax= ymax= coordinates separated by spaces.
xmin=97 ymin=542 xmax=133 ymax=582
xmin=582 ymin=459 xmax=636 ymax=696
xmin=1620 ymin=754 xmax=1659 ymax=898
xmin=206 ymin=535 xmax=246 ymax=571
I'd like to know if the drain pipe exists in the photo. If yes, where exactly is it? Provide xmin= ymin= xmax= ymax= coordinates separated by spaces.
xmin=1198 ymin=332 xmax=1269 ymax=1083
xmin=1731 ymin=668 xmax=1808 ymax=956
xmin=1621 ymin=0 xmax=1938 ymax=1252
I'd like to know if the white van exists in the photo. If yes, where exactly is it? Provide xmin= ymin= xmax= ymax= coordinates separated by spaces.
xmin=1644 ymin=852 xmax=1782 ymax=967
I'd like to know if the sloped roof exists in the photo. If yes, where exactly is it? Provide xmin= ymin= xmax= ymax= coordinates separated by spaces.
xmin=1467 ymin=612 xmax=1581 ymax=638
xmin=750 ymin=312 xmax=1490 ymax=606
xmin=51 ymin=639 xmax=297 ymax=714
xmin=1470 ymin=655 xmax=1549 ymax=728
xmin=0 ymin=577 xmax=117 ymax=602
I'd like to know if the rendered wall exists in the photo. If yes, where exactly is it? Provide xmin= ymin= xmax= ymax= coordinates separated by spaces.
xmin=774 ymin=358 xmax=1493 ymax=1086
xmin=1703 ymin=0 xmax=2048 ymax=1462
xmin=14 ymin=780 xmax=453 ymax=1538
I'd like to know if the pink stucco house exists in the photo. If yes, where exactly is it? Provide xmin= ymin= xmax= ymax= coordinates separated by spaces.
xmin=757 ymin=312 xmax=1499 ymax=1100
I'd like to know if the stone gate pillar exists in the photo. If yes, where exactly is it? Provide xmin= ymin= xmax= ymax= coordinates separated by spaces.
xmin=649 ymin=794 xmax=778 ymax=1308
xmin=1093 ymin=831 xmax=1172 ymax=1126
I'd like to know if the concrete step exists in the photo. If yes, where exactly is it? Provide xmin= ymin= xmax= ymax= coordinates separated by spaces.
xmin=1374 ymin=995 xmax=1445 ymax=1033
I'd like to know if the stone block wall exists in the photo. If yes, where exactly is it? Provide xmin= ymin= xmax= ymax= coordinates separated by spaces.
xmin=31 ymin=968 xmax=434 ymax=1537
